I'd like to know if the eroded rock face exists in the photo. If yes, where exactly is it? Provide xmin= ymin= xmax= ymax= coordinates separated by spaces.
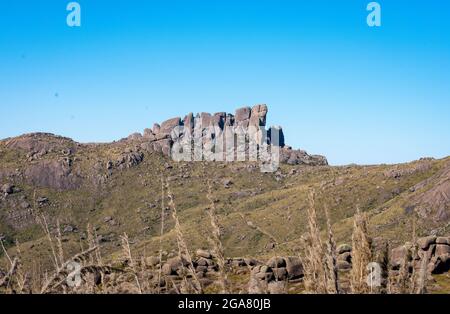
xmin=409 ymin=165 xmax=450 ymax=222
xmin=24 ymin=159 xmax=81 ymax=190
xmin=160 ymin=117 xmax=181 ymax=135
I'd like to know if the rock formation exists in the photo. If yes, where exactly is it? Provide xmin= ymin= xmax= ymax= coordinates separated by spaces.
xmin=129 ymin=104 xmax=328 ymax=167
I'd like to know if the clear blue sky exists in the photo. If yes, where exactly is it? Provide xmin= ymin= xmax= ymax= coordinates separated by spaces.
xmin=1 ymin=1 xmax=449 ymax=165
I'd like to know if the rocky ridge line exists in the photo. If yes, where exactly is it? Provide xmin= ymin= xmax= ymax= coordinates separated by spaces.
xmin=127 ymin=104 xmax=328 ymax=166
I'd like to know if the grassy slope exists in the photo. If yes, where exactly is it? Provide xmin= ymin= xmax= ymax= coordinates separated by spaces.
xmin=0 ymin=136 xmax=449 ymax=277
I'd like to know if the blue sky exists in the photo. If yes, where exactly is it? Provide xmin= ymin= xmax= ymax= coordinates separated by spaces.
xmin=0 ymin=0 xmax=449 ymax=165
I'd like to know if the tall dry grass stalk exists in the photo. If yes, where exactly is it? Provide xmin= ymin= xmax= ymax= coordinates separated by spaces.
xmin=206 ymin=180 xmax=228 ymax=294
xmin=12 ymin=239 xmax=28 ymax=293
xmin=301 ymin=190 xmax=328 ymax=293
xmin=157 ymin=176 xmax=166 ymax=294
xmin=56 ymin=219 xmax=65 ymax=267
xmin=166 ymin=179 xmax=203 ymax=294
xmin=39 ymin=246 xmax=98 ymax=294
xmin=120 ymin=233 xmax=143 ymax=294
xmin=36 ymin=214 xmax=60 ymax=271
xmin=0 ymin=238 xmax=20 ymax=292
xmin=0 ymin=257 xmax=19 ymax=290
xmin=350 ymin=207 xmax=372 ymax=294
xmin=324 ymin=205 xmax=339 ymax=294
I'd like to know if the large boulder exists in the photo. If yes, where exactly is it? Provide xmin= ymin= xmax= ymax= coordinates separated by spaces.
xmin=284 ymin=256 xmax=303 ymax=280
xmin=162 ymin=256 xmax=189 ymax=276
xmin=337 ymin=244 xmax=352 ymax=254
xmin=337 ymin=261 xmax=352 ymax=271
xmin=417 ymin=236 xmax=437 ymax=250
xmin=436 ymin=237 xmax=450 ymax=245
xmin=143 ymin=128 xmax=156 ymax=141
xmin=390 ymin=245 xmax=409 ymax=269
xmin=152 ymin=139 xmax=172 ymax=156
xmin=429 ymin=255 xmax=450 ymax=274
xmin=160 ymin=117 xmax=181 ymax=135
xmin=235 ymin=107 xmax=251 ymax=125
xmin=196 ymin=249 xmax=212 ymax=259
xmin=251 ymin=265 xmax=274 ymax=282
xmin=338 ymin=252 xmax=352 ymax=264
xmin=266 ymin=256 xmax=286 ymax=269
xmin=272 ymin=268 xmax=288 ymax=281
xmin=280 ymin=147 xmax=328 ymax=166
xmin=249 ymin=104 xmax=268 ymax=127
xmin=435 ymin=244 xmax=450 ymax=256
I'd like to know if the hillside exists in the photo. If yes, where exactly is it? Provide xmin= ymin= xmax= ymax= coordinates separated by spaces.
xmin=0 ymin=106 xmax=449 ymax=294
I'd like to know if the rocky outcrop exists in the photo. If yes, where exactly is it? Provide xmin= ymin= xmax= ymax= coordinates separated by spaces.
xmin=280 ymin=146 xmax=328 ymax=166
xmin=4 ymin=133 xmax=77 ymax=156
xmin=247 ymin=255 xmax=303 ymax=294
xmin=407 ymin=164 xmax=450 ymax=222
xmin=24 ymin=159 xmax=81 ymax=190
xmin=130 ymin=105 xmax=327 ymax=166
xmin=391 ymin=236 xmax=450 ymax=275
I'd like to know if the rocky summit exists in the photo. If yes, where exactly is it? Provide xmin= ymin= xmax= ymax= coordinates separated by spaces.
xmin=0 ymin=105 xmax=449 ymax=294
xmin=127 ymin=104 xmax=328 ymax=167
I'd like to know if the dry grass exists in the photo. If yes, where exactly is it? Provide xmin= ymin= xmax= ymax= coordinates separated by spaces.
xmin=206 ymin=179 xmax=229 ymax=293
xmin=350 ymin=207 xmax=372 ymax=294
xmin=166 ymin=179 xmax=203 ymax=294
xmin=0 ymin=181 xmax=443 ymax=295
xmin=300 ymin=190 xmax=339 ymax=294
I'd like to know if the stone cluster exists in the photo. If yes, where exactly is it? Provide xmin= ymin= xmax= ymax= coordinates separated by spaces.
xmin=128 ymin=105 xmax=328 ymax=166
xmin=391 ymin=236 xmax=450 ymax=274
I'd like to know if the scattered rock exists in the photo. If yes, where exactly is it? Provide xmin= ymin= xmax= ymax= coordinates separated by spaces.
xmin=266 ymin=256 xmax=286 ymax=269
xmin=196 ymin=249 xmax=212 ymax=259
xmin=37 ymin=197 xmax=49 ymax=205
xmin=338 ymin=252 xmax=352 ymax=264
xmin=417 ymin=236 xmax=437 ymax=250
xmin=337 ymin=244 xmax=352 ymax=254
xmin=272 ymin=267 xmax=288 ymax=281
xmin=63 ymin=225 xmax=77 ymax=233
xmin=436 ymin=237 xmax=450 ymax=245
xmin=222 ymin=179 xmax=232 ymax=188
xmin=162 ymin=256 xmax=189 ymax=276
xmin=1 ymin=183 xmax=14 ymax=195
xmin=337 ymin=261 xmax=352 ymax=271
xmin=284 ymin=256 xmax=303 ymax=280
xmin=145 ymin=256 xmax=161 ymax=267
